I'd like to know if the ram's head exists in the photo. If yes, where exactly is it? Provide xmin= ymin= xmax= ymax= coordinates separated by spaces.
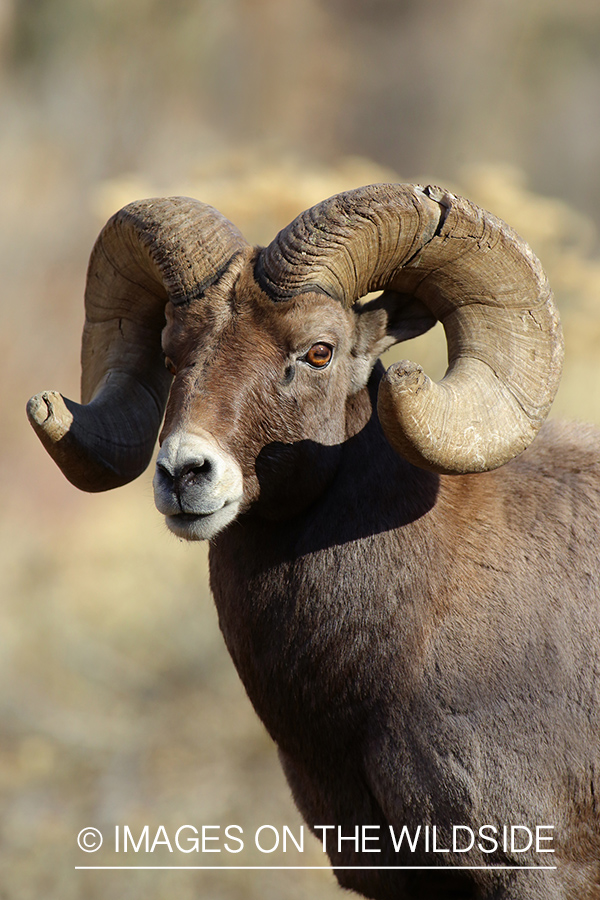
xmin=27 ymin=184 xmax=563 ymax=539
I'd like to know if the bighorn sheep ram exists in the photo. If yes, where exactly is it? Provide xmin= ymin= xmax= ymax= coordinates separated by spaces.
xmin=28 ymin=184 xmax=600 ymax=899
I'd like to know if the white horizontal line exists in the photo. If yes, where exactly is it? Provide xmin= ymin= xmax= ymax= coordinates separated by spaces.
xmin=75 ymin=865 xmax=558 ymax=871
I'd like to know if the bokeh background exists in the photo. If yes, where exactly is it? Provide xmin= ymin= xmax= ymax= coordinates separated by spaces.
xmin=2 ymin=0 xmax=600 ymax=897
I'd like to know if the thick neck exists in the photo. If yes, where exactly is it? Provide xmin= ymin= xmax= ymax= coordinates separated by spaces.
xmin=210 ymin=366 xmax=441 ymax=565
xmin=207 ymin=371 xmax=443 ymax=749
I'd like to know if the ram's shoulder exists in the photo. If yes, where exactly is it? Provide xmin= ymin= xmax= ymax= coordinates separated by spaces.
xmin=517 ymin=418 xmax=600 ymax=477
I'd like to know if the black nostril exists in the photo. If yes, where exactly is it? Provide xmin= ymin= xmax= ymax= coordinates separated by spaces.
xmin=156 ymin=460 xmax=175 ymax=482
xmin=181 ymin=459 xmax=211 ymax=477
xmin=176 ymin=458 xmax=212 ymax=489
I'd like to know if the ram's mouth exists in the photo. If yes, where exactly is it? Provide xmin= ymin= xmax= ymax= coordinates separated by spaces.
xmin=164 ymin=501 xmax=242 ymax=541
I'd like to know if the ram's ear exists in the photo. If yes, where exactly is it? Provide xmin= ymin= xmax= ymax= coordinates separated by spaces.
xmin=350 ymin=291 xmax=438 ymax=392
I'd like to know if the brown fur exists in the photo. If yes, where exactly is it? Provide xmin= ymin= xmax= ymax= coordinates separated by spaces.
xmin=157 ymin=257 xmax=600 ymax=900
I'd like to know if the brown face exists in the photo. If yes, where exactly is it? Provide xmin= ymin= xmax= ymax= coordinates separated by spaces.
xmin=153 ymin=262 xmax=387 ymax=540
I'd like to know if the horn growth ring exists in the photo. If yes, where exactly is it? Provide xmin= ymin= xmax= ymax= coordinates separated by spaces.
xmin=259 ymin=183 xmax=563 ymax=474
xmin=27 ymin=197 xmax=248 ymax=491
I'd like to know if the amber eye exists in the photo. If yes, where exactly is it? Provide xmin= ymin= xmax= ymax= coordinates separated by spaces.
xmin=304 ymin=343 xmax=333 ymax=369
xmin=164 ymin=356 xmax=177 ymax=376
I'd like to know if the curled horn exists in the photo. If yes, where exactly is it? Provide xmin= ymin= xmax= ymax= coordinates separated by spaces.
xmin=27 ymin=197 xmax=248 ymax=491
xmin=257 ymin=183 xmax=564 ymax=474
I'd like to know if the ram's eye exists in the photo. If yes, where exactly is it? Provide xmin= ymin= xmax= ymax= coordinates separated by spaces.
xmin=164 ymin=356 xmax=177 ymax=376
xmin=304 ymin=343 xmax=333 ymax=369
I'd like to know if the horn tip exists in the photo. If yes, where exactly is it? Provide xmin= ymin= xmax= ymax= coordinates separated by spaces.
xmin=27 ymin=391 xmax=73 ymax=442
xmin=383 ymin=360 xmax=432 ymax=394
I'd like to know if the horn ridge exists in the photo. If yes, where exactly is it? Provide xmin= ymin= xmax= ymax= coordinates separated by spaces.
xmin=28 ymin=196 xmax=249 ymax=491
xmin=260 ymin=182 xmax=563 ymax=474
xmin=257 ymin=183 xmax=442 ymax=303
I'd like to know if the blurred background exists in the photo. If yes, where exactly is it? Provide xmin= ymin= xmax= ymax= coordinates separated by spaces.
xmin=2 ymin=0 xmax=600 ymax=897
